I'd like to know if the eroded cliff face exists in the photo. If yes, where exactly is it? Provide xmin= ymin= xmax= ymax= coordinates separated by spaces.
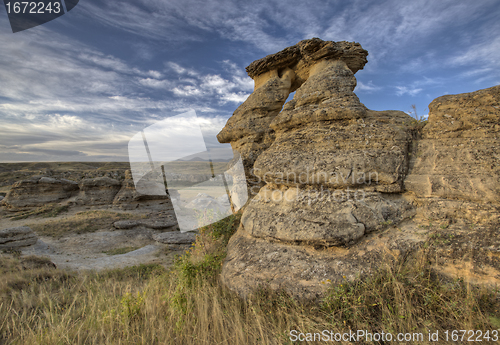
xmin=2 ymin=176 xmax=79 ymax=208
xmin=217 ymin=38 xmax=500 ymax=300
xmin=406 ymin=86 xmax=500 ymax=204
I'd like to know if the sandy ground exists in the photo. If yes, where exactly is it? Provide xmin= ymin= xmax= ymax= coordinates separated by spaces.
xmin=1 ymin=201 xmax=191 ymax=271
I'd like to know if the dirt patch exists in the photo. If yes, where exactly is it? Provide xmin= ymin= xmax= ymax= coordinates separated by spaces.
xmin=103 ymin=246 xmax=141 ymax=255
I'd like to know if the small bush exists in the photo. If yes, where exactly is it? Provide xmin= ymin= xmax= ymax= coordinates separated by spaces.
xmin=120 ymin=291 xmax=145 ymax=321
xmin=407 ymin=104 xmax=428 ymax=131
xmin=174 ymin=212 xmax=241 ymax=285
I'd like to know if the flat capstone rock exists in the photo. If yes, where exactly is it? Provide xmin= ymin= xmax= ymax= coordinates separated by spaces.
xmin=153 ymin=232 xmax=197 ymax=244
xmin=0 ymin=226 xmax=38 ymax=249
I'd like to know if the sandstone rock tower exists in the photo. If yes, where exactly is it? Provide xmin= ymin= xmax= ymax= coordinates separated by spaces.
xmin=218 ymin=38 xmax=500 ymax=300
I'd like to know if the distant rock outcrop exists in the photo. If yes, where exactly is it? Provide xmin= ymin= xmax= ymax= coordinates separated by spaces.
xmin=112 ymin=170 xmax=173 ymax=211
xmin=0 ymin=169 xmax=176 ymax=210
xmin=76 ymin=177 xmax=122 ymax=205
xmin=2 ymin=176 xmax=79 ymax=208
xmin=217 ymin=38 xmax=500 ymax=300
xmin=113 ymin=170 xmax=168 ymax=203
xmin=0 ymin=226 xmax=38 ymax=249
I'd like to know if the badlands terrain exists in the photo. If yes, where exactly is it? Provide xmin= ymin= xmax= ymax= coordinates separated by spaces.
xmin=1 ymin=38 xmax=500 ymax=344
xmin=0 ymin=161 xmax=228 ymax=270
xmin=1 ymin=39 xmax=499 ymax=302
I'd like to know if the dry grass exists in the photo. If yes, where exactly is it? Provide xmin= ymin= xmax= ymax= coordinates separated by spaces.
xmin=5 ymin=204 xmax=69 ymax=221
xmin=28 ymin=210 xmax=146 ymax=238
xmin=1 ymin=213 xmax=499 ymax=344
xmin=103 ymin=246 xmax=141 ymax=256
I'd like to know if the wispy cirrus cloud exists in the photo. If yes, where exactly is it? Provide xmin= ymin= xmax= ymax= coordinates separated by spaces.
xmin=449 ymin=35 xmax=500 ymax=69
xmin=164 ymin=60 xmax=253 ymax=104
xmin=72 ymin=0 xmax=500 ymax=78
xmin=395 ymin=86 xmax=423 ymax=97
xmin=0 ymin=26 xmax=241 ymax=162
xmin=1 ymin=0 xmax=499 ymax=163
xmin=355 ymin=81 xmax=381 ymax=93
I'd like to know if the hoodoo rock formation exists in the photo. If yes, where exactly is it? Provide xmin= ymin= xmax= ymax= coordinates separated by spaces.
xmin=217 ymin=38 xmax=368 ymax=196
xmin=218 ymin=38 xmax=500 ymax=300
xmin=76 ymin=177 xmax=122 ymax=205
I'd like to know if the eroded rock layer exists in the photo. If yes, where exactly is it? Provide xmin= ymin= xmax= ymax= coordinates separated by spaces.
xmin=405 ymin=85 xmax=500 ymax=203
xmin=217 ymin=68 xmax=294 ymax=193
xmin=76 ymin=177 xmax=122 ymax=205
xmin=246 ymin=37 xmax=368 ymax=91
xmin=2 ymin=176 xmax=79 ymax=208
xmin=0 ymin=226 xmax=38 ymax=249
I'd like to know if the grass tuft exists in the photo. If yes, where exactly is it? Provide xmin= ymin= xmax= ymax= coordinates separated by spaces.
xmin=103 ymin=246 xmax=140 ymax=256
xmin=6 ymin=204 xmax=69 ymax=221
xmin=28 ymin=210 xmax=146 ymax=238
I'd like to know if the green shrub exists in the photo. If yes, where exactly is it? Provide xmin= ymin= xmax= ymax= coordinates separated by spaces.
xmin=173 ymin=212 xmax=241 ymax=286
xmin=120 ymin=291 xmax=145 ymax=321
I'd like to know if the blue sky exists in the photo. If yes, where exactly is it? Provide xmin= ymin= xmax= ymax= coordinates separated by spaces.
xmin=0 ymin=0 xmax=499 ymax=162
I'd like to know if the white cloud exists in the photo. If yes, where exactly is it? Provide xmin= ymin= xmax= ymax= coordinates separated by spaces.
xmin=395 ymin=86 xmax=423 ymax=96
xmin=172 ymin=85 xmax=203 ymax=96
xmin=449 ymin=35 xmax=500 ymax=69
xmin=139 ymin=78 xmax=172 ymax=89
xmin=355 ymin=81 xmax=381 ymax=92
xmin=166 ymin=62 xmax=253 ymax=104
xmin=148 ymin=70 xmax=163 ymax=79
xmin=220 ymin=92 xmax=249 ymax=103
xmin=166 ymin=62 xmax=199 ymax=76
